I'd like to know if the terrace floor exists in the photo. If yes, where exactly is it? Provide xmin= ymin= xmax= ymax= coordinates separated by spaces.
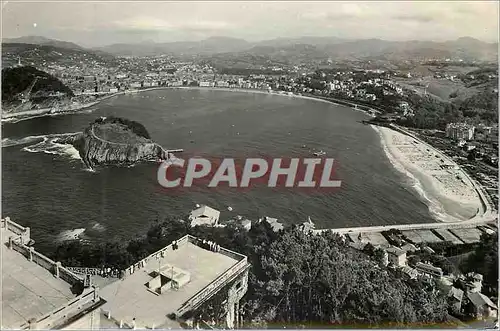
xmin=0 ymin=228 xmax=75 ymax=329
xmin=98 ymin=240 xmax=239 ymax=329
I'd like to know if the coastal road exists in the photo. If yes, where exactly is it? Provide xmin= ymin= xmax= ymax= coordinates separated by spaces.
xmin=312 ymin=217 xmax=497 ymax=236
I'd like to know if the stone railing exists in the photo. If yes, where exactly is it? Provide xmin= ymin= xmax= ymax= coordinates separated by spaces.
xmin=21 ymin=286 xmax=101 ymax=329
xmin=10 ymin=237 xmax=83 ymax=285
xmin=175 ymin=254 xmax=249 ymax=317
xmin=1 ymin=217 xmax=31 ymax=244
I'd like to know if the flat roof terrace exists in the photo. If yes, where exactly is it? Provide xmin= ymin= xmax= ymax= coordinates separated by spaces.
xmin=1 ymin=227 xmax=76 ymax=329
xmin=99 ymin=236 xmax=246 ymax=329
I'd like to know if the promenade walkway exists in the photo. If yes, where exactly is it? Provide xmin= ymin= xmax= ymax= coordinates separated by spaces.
xmin=312 ymin=217 xmax=496 ymax=236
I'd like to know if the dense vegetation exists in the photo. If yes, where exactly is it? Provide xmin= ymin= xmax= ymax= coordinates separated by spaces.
xmin=51 ymin=218 xmax=451 ymax=328
xmin=461 ymin=232 xmax=498 ymax=298
xmin=1 ymin=66 xmax=74 ymax=102
xmin=397 ymin=88 xmax=498 ymax=129
xmin=93 ymin=116 xmax=151 ymax=140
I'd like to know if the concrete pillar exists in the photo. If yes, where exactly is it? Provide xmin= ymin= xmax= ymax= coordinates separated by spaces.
xmin=8 ymin=236 xmax=13 ymax=249
xmin=24 ymin=227 xmax=31 ymax=244
xmin=29 ymin=247 xmax=34 ymax=261
xmin=55 ymin=262 xmax=61 ymax=278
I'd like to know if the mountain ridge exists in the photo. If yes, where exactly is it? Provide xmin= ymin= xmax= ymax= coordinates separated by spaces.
xmin=3 ymin=35 xmax=497 ymax=61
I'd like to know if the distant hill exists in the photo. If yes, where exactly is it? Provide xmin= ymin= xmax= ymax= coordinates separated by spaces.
xmin=4 ymin=35 xmax=497 ymax=63
xmin=2 ymin=66 xmax=74 ymax=103
xmin=91 ymin=36 xmax=497 ymax=62
xmin=255 ymin=36 xmax=347 ymax=47
xmin=94 ymin=36 xmax=251 ymax=57
xmin=3 ymin=36 xmax=84 ymax=50
xmin=2 ymin=43 xmax=117 ymax=68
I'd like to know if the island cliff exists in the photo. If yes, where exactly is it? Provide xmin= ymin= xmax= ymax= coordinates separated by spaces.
xmin=60 ymin=116 xmax=168 ymax=168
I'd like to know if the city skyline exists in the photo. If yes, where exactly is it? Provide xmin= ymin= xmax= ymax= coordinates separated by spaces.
xmin=2 ymin=1 xmax=499 ymax=47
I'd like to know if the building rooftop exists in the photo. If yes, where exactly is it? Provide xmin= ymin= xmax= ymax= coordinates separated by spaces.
xmin=386 ymin=246 xmax=406 ymax=256
xmin=467 ymin=292 xmax=498 ymax=310
xmin=263 ymin=217 xmax=284 ymax=232
xmin=189 ymin=205 xmax=221 ymax=226
xmin=190 ymin=205 xmax=220 ymax=219
xmin=99 ymin=235 xmax=245 ymax=329
xmin=448 ymin=287 xmax=464 ymax=302
xmin=416 ymin=262 xmax=443 ymax=273
xmin=1 ymin=226 xmax=76 ymax=329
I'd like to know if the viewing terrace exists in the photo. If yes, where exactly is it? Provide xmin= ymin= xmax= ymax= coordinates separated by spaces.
xmin=99 ymin=235 xmax=249 ymax=329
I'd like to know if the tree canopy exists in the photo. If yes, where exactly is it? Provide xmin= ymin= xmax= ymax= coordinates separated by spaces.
xmin=93 ymin=116 xmax=151 ymax=139
xmin=2 ymin=66 xmax=74 ymax=103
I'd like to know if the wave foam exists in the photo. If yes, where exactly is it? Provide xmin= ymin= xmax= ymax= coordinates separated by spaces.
xmin=5 ymin=133 xmax=82 ymax=161
xmin=90 ymin=222 xmax=106 ymax=232
xmin=58 ymin=228 xmax=86 ymax=241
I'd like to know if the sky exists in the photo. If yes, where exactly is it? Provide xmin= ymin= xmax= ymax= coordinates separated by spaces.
xmin=2 ymin=1 xmax=499 ymax=47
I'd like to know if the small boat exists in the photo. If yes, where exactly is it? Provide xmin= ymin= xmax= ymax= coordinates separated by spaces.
xmin=227 ymin=206 xmax=233 ymax=212
xmin=313 ymin=150 xmax=326 ymax=156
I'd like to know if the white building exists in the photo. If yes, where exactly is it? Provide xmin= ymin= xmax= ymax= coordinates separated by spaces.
xmin=446 ymin=123 xmax=475 ymax=141
xmin=488 ymin=126 xmax=499 ymax=143
xmin=415 ymin=262 xmax=443 ymax=277
xmin=189 ymin=205 xmax=220 ymax=227
xmin=386 ymin=246 xmax=407 ymax=267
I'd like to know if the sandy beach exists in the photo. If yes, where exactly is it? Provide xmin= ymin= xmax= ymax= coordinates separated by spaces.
xmin=375 ymin=125 xmax=483 ymax=223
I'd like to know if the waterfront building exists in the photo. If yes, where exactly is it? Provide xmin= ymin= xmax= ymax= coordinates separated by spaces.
xmin=386 ymin=246 xmax=407 ymax=267
xmin=240 ymin=219 xmax=252 ymax=231
xmin=488 ymin=126 xmax=499 ymax=143
xmin=401 ymin=266 xmax=419 ymax=280
xmin=445 ymin=123 xmax=475 ymax=141
xmin=260 ymin=217 xmax=284 ymax=233
xmin=189 ymin=205 xmax=220 ymax=227
xmin=415 ymin=262 xmax=443 ymax=277
xmin=465 ymin=292 xmax=498 ymax=319
xmin=216 ymin=81 xmax=229 ymax=88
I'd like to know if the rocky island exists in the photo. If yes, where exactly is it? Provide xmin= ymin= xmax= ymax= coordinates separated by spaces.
xmin=60 ymin=116 xmax=168 ymax=168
